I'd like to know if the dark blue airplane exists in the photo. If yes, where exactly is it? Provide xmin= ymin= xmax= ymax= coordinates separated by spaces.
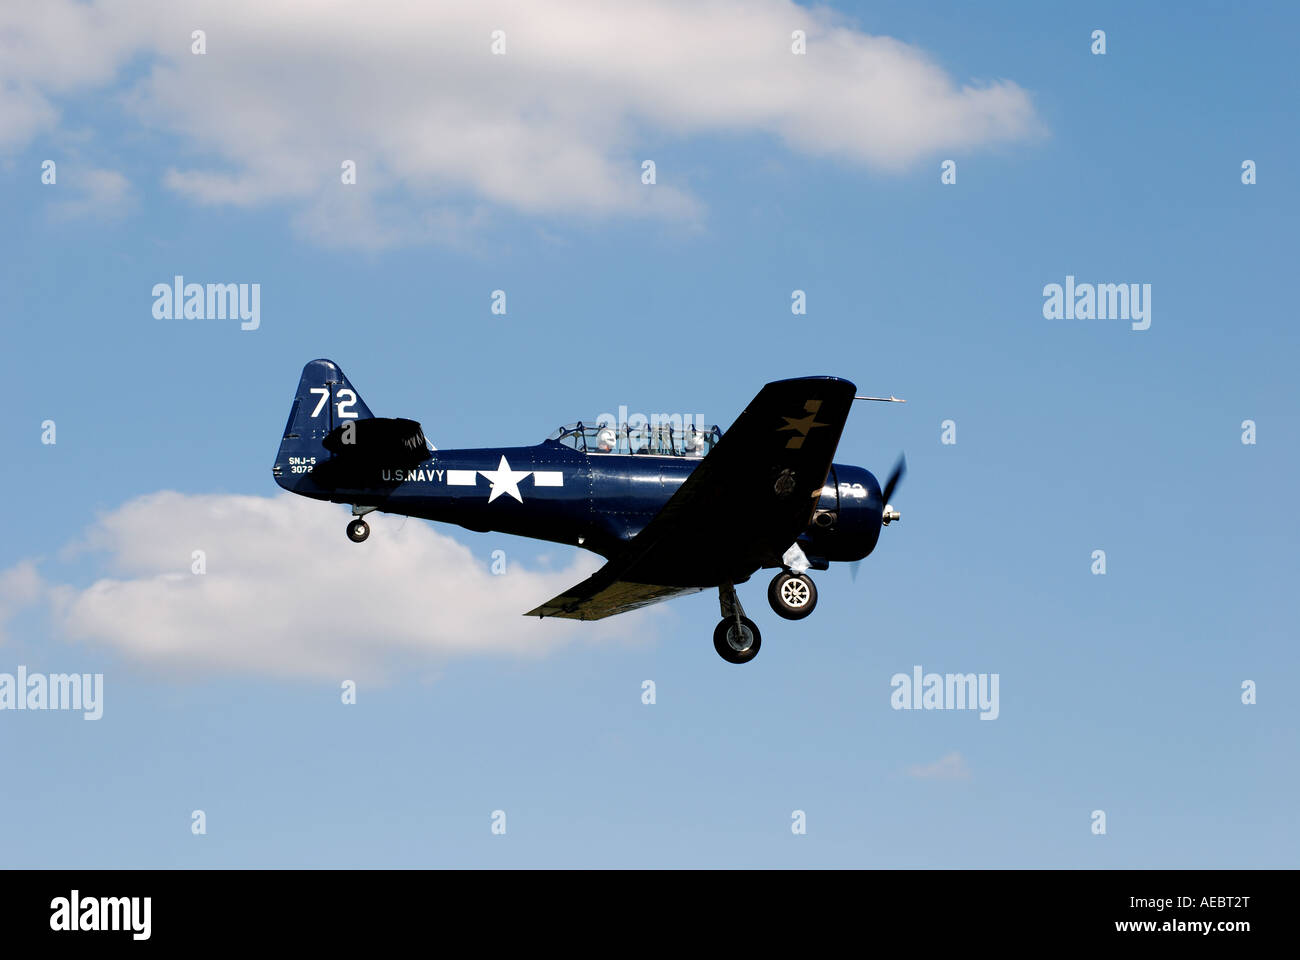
xmin=273 ymin=359 xmax=905 ymax=663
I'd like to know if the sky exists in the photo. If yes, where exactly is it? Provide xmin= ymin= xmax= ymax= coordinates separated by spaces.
xmin=0 ymin=0 xmax=1296 ymax=868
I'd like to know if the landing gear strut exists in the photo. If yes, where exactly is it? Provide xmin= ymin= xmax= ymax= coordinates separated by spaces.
xmin=768 ymin=571 xmax=817 ymax=620
xmin=714 ymin=582 xmax=761 ymax=664
xmin=347 ymin=505 xmax=377 ymax=543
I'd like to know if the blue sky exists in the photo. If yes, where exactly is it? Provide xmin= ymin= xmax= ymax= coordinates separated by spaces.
xmin=0 ymin=0 xmax=1296 ymax=867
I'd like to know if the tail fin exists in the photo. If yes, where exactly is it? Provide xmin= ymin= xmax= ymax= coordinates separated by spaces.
xmin=273 ymin=358 xmax=375 ymax=491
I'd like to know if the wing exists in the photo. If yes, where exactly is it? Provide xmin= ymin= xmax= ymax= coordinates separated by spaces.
xmin=525 ymin=376 xmax=856 ymax=620
xmin=524 ymin=568 xmax=702 ymax=620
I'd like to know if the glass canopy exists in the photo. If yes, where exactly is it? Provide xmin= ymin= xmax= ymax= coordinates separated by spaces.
xmin=547 ymin=420 xmax=721 ymax=457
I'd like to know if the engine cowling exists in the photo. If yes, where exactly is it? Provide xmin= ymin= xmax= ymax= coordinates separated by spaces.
xmin=803 ymin=463 xmax=885 ymax=563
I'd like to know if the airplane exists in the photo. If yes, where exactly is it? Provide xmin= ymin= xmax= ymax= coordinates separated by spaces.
xmin=272 ymin=359 xmax=905 ymax=664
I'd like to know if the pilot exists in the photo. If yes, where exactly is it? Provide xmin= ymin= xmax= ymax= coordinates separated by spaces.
xmin=596 ymin=427 xmax=616 ymax=453
xmin=685 ymin=430 xmax=705 ymax=457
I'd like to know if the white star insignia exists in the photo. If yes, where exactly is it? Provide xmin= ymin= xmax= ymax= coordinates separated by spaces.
xmin=479 ymin=455 xmax=530 ymax=503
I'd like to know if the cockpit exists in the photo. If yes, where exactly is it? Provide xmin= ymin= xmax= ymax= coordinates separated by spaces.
xmin=547 ymin=420 xmax=722 ymax=457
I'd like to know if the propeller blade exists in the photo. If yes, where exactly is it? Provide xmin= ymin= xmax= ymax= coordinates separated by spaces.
xmin=881 ymin=454 xmax=906 ymax=507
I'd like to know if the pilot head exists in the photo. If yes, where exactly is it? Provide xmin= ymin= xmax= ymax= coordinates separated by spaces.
xmin=685 ymin=431 xmax=704 ymax=455
xmin=597 ymin=428 xmax=616 ymax=452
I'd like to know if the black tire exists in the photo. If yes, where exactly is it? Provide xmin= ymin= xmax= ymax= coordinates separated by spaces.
xmin=713 ymin=616 xmax=762 ymax=664
xmin=346 ymin=519 xmax=370 ymax=543
xmin=768 ymin=571 xmax=817 ymax=620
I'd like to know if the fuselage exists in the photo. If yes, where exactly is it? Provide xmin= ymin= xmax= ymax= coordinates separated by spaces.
xmin=275 ymin=439 xmax=886 ymax=567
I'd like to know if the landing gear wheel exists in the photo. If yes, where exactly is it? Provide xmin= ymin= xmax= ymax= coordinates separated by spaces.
xmin=768 ymin=571 xmax=817 ymax=620
xmin=713 ymin=616 xmax=762 ymax=664
xmin=346 ymin=519 xmax=370 ymax=543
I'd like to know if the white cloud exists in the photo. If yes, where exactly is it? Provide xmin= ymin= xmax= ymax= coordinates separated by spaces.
xmin=905 ymin=751 xmax=972 ymax=780
xmin=49 ymin=167 xmax=133 ymax=220
xmin=0 ymin=561 xmax=45 ymax=645
xmin=0 ymin=0 xmax=1040 ymax=246
xmin=28 ymin=491 xmax=645 ymax=680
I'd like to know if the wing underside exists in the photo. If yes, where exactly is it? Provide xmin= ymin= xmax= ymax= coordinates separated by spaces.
xmin=524 ymin=573 xmax=702 ymax=620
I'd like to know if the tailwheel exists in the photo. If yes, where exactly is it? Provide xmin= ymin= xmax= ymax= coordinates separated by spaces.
xmin=768 ymin=571 xmax=817 ymax=620
xmin=346 ymin=518 xmax=370 ymax=543
xmin=713 ymin=616 xmax=762 ymax=664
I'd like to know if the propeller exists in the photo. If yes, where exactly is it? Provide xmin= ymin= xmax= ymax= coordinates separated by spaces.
xmin=850 ymin=453 xmax=906 ymax=582
xmin=880 ymin=453 xmax=906 ymax=513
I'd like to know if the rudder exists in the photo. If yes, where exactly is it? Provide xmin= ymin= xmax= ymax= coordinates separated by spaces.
xmin=273 ymin=358 xmax=375 ymax=491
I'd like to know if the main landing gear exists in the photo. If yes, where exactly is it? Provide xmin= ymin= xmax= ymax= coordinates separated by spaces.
xmin=712 ymin=570 xmax=821 ymax=663
xmin=767 ymin=571 xmax=817 ymax=620
xmin=714 ymin=582 xmax=761 ymax=664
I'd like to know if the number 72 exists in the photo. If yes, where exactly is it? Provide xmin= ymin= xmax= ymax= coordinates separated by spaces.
xmin=308 ymin=387 xmax=358 ymax=418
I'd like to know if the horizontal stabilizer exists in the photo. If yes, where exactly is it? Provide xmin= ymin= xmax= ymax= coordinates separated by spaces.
xmin=322 ymin=417 xmax=428 ymax=467
xmin=310 ymin=417 xmax=428 ymax=489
